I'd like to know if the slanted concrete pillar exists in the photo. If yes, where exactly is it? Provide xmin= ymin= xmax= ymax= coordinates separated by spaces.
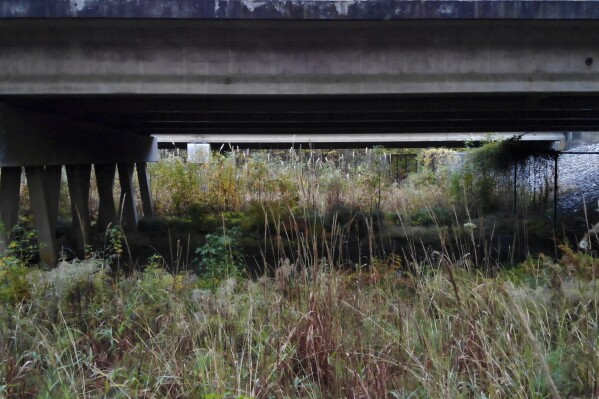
xmin=117 ymin=163 xmax=137 ymax=231
xmin=95 ymin=163 xmax=117 ymax=230
xmin=0 ymin=167 xmax=21 ymax=252
xmin=44 ymin=166 xmax=62 ymax=225
xmin=25 ymin=166 xmax=61 ymax=265
xmin=66 ymin=164 xmax=91 ymax=258
xmin=136 ymin=162 xmax=153 ymax=218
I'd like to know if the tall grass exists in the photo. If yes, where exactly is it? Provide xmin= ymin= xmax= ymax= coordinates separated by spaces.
xmin=1 ymin=250 xmax=598 ymax=398
xmin=148 ymin=148 xmax=453 ymax=218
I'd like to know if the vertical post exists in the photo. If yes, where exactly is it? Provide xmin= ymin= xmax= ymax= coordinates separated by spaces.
xmin=117 ymin=163 xmax=138 ymax=231
xmin=513 ymin=162 xmax=518 ymax=215
xmin=66 ymin=164 xmax=92 ymax=258
xmin=95 ymin=163 xmax=117 ymax=230
xmin=0 ymin=167 xmax=21 ymax=252
xmin=553 ymin=153 xmax=559 ymax=231
xmin=136 ymin=162 xmax=154 ymax=218
xmin=25 ymin=166 xmax=61 ymax=265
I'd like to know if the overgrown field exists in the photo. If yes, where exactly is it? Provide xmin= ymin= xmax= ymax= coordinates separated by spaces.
xmin=1 ymin=249 xmax=599 ymax=398
xmin=1 ymin=142 xmax=598 ymax=398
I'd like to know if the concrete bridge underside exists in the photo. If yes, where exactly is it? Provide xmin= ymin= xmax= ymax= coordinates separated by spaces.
xmin=2 ymin=18 xmax=599 ymax=264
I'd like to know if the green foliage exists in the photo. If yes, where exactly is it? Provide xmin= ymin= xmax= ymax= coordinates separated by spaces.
xmin=417 ymin=148 xmax=459 ymax=184
xmin=409 ymin=206 xmax=453 ymax=227
xmin=105 ymin=225 xmax=124 ymax=258
xmin=195 ymin=227 xmax=245 ymax=287
xmin=449 ymin=142 xmax=504 ymax=212
xmin=0 ymin=256 xmax=31 ymax=305
xmin=7 ymin=225 xmax=38 ymax=264
xmin=149 ymin=156 xmax=202 ymax=215
xmin=470 ymin=138 xmax=554 ymax=173
xmin=239 ymin=200 xmax=290 ymax=234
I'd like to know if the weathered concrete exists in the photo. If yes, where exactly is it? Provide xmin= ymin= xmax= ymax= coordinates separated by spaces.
xmin=3 ymin=0 xmax=599 ymax=20
xmin=0 ymin=167 xmax=21 ymax=251
xmin=2 ymin=19 xmax=599 ymax=96
xmin=0 ymin=103 xmax=158 ymax=166
xmin=136 ymin=163 xmax=154 ymax=218
xmin=0 ymin=103 xmax=160 ymax=263
xmin=43 ymin=166 xmax=62 ymax=229
xmin=66 ymin=164 xmax=92 ymax=257
xmin=95 ymin=163 xmax=117 ymax=231
xmin=25 ymin=166 xmax=61 ymax=265
xmin=157 ymin=132 xmax=566 ymax=149
xmin=117 ymin=163 xmax=138 ymax=232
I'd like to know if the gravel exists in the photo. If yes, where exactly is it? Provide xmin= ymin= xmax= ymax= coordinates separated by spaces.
xmin=558 ymin=143 xmax=599 ymax=217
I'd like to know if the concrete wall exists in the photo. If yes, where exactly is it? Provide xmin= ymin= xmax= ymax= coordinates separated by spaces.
xmin=3 ymin=0 xmax=599 ymax=19
xmin=1 ymin=19 xmax=599 ymax=96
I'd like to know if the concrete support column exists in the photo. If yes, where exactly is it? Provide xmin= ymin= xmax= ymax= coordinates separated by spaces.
xmin=136 ymin=162 xmax=153 ymax=218
xmin=44 ymin=166 xmax=62 ymax=226
xmin=0 ymin=167 xmax=21 ymax=252
xmin=95 ymin=163 xmax=117 ymax=230
xmin=66 ymin=164 xmax=91 ymax=258
xmin=25 ymin=166 xmax=61 ymax=265
xmin=117 ymin=163 xmax=137 ymax=231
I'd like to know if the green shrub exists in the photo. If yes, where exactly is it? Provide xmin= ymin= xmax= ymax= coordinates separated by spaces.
xmin=410 ymin=207 xmax=452 ymax=227
xmin=0 ymin=256 xmax=31 ymax=305
xmin=195 ymin=227 xmax=245 ymax=288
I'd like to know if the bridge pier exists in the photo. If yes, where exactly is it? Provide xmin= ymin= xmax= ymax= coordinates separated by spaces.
xmin=66 ymin=164 xmax=92 ymax=258
xmin=117 ymin=163 xmax=138 ymax=232
xmin=25 ymin=166 xmax=61 ymax=265
xmin=0 ymin=103 xmax=157 ymax=264
xmin=137 ymin=162 xmax=154 ymax=218
xmin=0 ymin=167 xmax=21 ymax=251
xmin=95 ymin=163 xmax=117 ymax=231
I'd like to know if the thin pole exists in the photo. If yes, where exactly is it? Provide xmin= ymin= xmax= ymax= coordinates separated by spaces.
xmin=513 ymin=163 xmax=517 ymax=215
xmin=553 ymin=153 xmax=559 ymax=231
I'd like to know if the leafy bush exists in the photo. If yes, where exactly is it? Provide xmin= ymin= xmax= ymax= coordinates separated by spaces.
xmin=0 ymin=256 xmax=31 ymax=305
xmin=195 ymin=227 xmax=245 ymax=287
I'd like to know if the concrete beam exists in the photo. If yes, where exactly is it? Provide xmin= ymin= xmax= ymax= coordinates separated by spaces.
xmin=2 ymin=20 xmax=599 ymax=95
xmin=155 ymin=133 xmax=566 ymax=148
xmin=0 ymin=103 xmax=157 ymax=167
